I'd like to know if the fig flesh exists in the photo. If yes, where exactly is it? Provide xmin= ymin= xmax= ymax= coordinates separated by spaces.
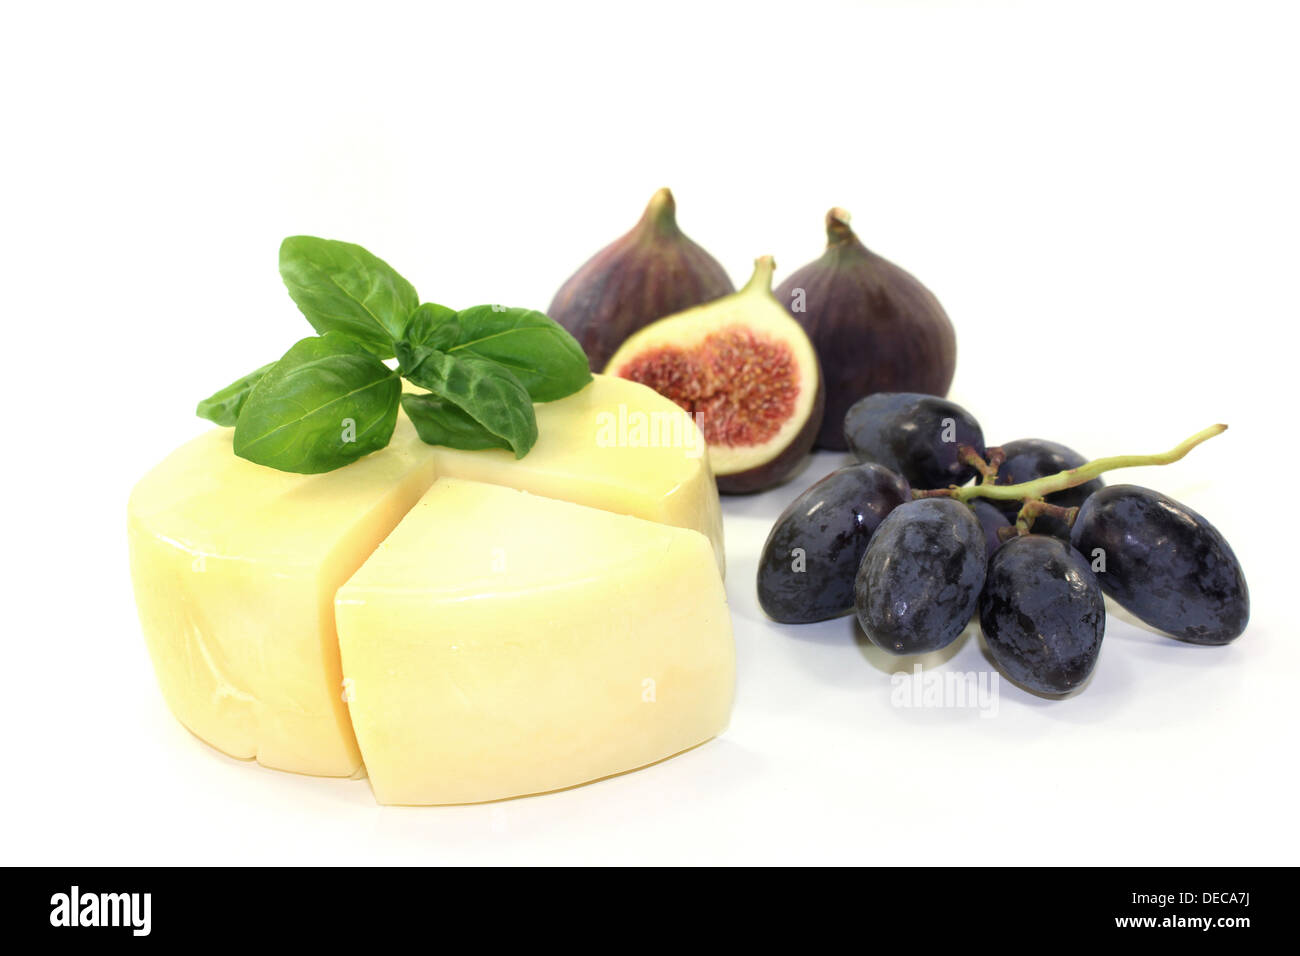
xmin=548 ymin=188 xmax=734 ymax=372
xmin=606 ymin=257 xmax=824 ymax=494
xmin=775 ymin=209 xmax=956 ymax=450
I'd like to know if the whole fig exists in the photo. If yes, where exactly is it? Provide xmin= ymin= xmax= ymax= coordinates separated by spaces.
xmin=548 ymin=188 xmax=734 ymax=372
xmin=775 ymin=208 xmax=956 ymax=450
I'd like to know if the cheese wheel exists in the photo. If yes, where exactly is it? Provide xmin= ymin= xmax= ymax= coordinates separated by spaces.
xmin=128 ymin=376 xmax=729 ymax=782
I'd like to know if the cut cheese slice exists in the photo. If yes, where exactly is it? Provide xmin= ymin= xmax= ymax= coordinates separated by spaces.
xmin=129 ymin=375 xmax=727 ymax=780
xmin=127 ymin=418 xmax=438 ymax=777
xmin=335 ymin=478 xmax=734 ymax=805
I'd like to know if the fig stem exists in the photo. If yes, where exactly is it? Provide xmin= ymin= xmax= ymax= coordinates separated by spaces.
xmin=743 ymin=256 xmax=777 ymax=293
xmin=640 ymin=188 xmax=681 ymax=237
xmin=914 ymin=424 xmax=1228 ymax=503
xmin=825 ymin=208 xmax=855 ymax=245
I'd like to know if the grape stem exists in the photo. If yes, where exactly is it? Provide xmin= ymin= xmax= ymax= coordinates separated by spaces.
xmin=958 ymin=444 xmax=998 ymax=482
xmin=981 ymin=446 xmax=1006 ymax=485
xmin=1015 ymin=500 xmax=1079 ymax=534
xmin=914 ymin=424 xmax=1228 ymax=504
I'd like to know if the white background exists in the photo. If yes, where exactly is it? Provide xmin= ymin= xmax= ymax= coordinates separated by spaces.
xmin=2 ymin=0 xmax=1296 ymax=864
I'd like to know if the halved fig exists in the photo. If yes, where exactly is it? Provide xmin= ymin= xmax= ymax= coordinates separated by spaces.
xmin=606 ymin=257 xmax=824 ymax=494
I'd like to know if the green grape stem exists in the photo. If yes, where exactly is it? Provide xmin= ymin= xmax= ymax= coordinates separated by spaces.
xmin=915 ymin=424 xmax=1228 ymax=504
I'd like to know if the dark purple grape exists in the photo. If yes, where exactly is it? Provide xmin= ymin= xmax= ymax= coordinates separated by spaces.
xmin=992 ymin=438 xmax=1104 ymax=538
xmin=757 ymin=463 xmax=911 ymax=623
xmin=970 ymin=499 xmax=1012 ymax=559
xmin=1070 ymin=485 xmax=1248 ymax=645
xmin=844 ymin=393 xmax=985 ymax=489
xmin=979 ymin=535 xmax=1105 ymax=694
xmin=854 ymin=498 xmax=986 ymax=654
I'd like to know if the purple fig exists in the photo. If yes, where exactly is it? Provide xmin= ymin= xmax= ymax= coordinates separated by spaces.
xmin=548 ymin=188 xmax=734 ymax=371
xmin=774 ymin=208 xmax=956 ymax=450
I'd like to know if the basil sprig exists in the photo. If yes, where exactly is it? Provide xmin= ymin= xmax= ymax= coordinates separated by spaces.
xmin=195 ymin=236 xmax=591 ymax=473
xmin=401 ymin=393 xmax=519 ymax=453
xmin=194 ymin=362 xmax=276 ymax=427
xmin=445 ymin=306 xmax=592 ymax=402
xmin=234 ymin=333 xmax=401 ymax=474
xmin=279 ymin=237 xmax=418 ymax=357
xmin=397 ymin=344 xmax=538 ymax=458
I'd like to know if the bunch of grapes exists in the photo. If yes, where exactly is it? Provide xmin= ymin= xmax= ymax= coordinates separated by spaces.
xmin=756 ymin=393 xmax=1250 ymax=696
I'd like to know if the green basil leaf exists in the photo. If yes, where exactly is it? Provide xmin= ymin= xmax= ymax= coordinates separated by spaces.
xmin=400 ymin=392 xmax=513 ymax=452
xmin=399 ymin=348 xmax=537 ymax=458
xmin=196 ymin=361 xmax=277 ymax=426
xmin=445 ymin=305 xmax=592 ymax=402
xmin=278 ymin=236 xmax=419 ymax=358
xmin=233 ymin=332 xmax=401 ymax=474
xmin=403 ymin=302 xmax=460 ymax=352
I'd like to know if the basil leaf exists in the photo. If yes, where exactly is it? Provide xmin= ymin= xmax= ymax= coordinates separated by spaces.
xmin=400 ymin=393 xmax=513 ymax=452
xmin=445 ymin=305 xmax=591 ymax=402
xmin=403 ymin=302 xmax=460 ymax=352
xmin=196 ymin=361 xmax=277 ymax=426
xmin=399 ymin=348 xmax=537 ymax=458
xmin=278 ymin=236 xmax=419 ymax=358
xmin=233 ymin=332 xmax=401 ymax=474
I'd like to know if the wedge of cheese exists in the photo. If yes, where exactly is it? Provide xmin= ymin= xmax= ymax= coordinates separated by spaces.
xmin=127 ymin=418 xmax=438 ymax=777
xmin=129 ymin=375 xmax=727 ymax=780
xmin=335 ymin=478 xmax=734 ymax=805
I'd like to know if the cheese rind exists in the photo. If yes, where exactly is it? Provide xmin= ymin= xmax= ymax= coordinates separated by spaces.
xmin=335 ymin=479 xmax=734 ymax=805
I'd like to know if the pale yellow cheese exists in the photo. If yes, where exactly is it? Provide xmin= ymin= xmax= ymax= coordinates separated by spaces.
xmin=426 ymin=375 xmax=724 ymax=574
xmin=335 ymin=478 xmax=734 ymax=805
xmin=127 ymin=418 xmax=438 ymax=777
xmin=128 ymin=375 xmax=727 ymax=781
